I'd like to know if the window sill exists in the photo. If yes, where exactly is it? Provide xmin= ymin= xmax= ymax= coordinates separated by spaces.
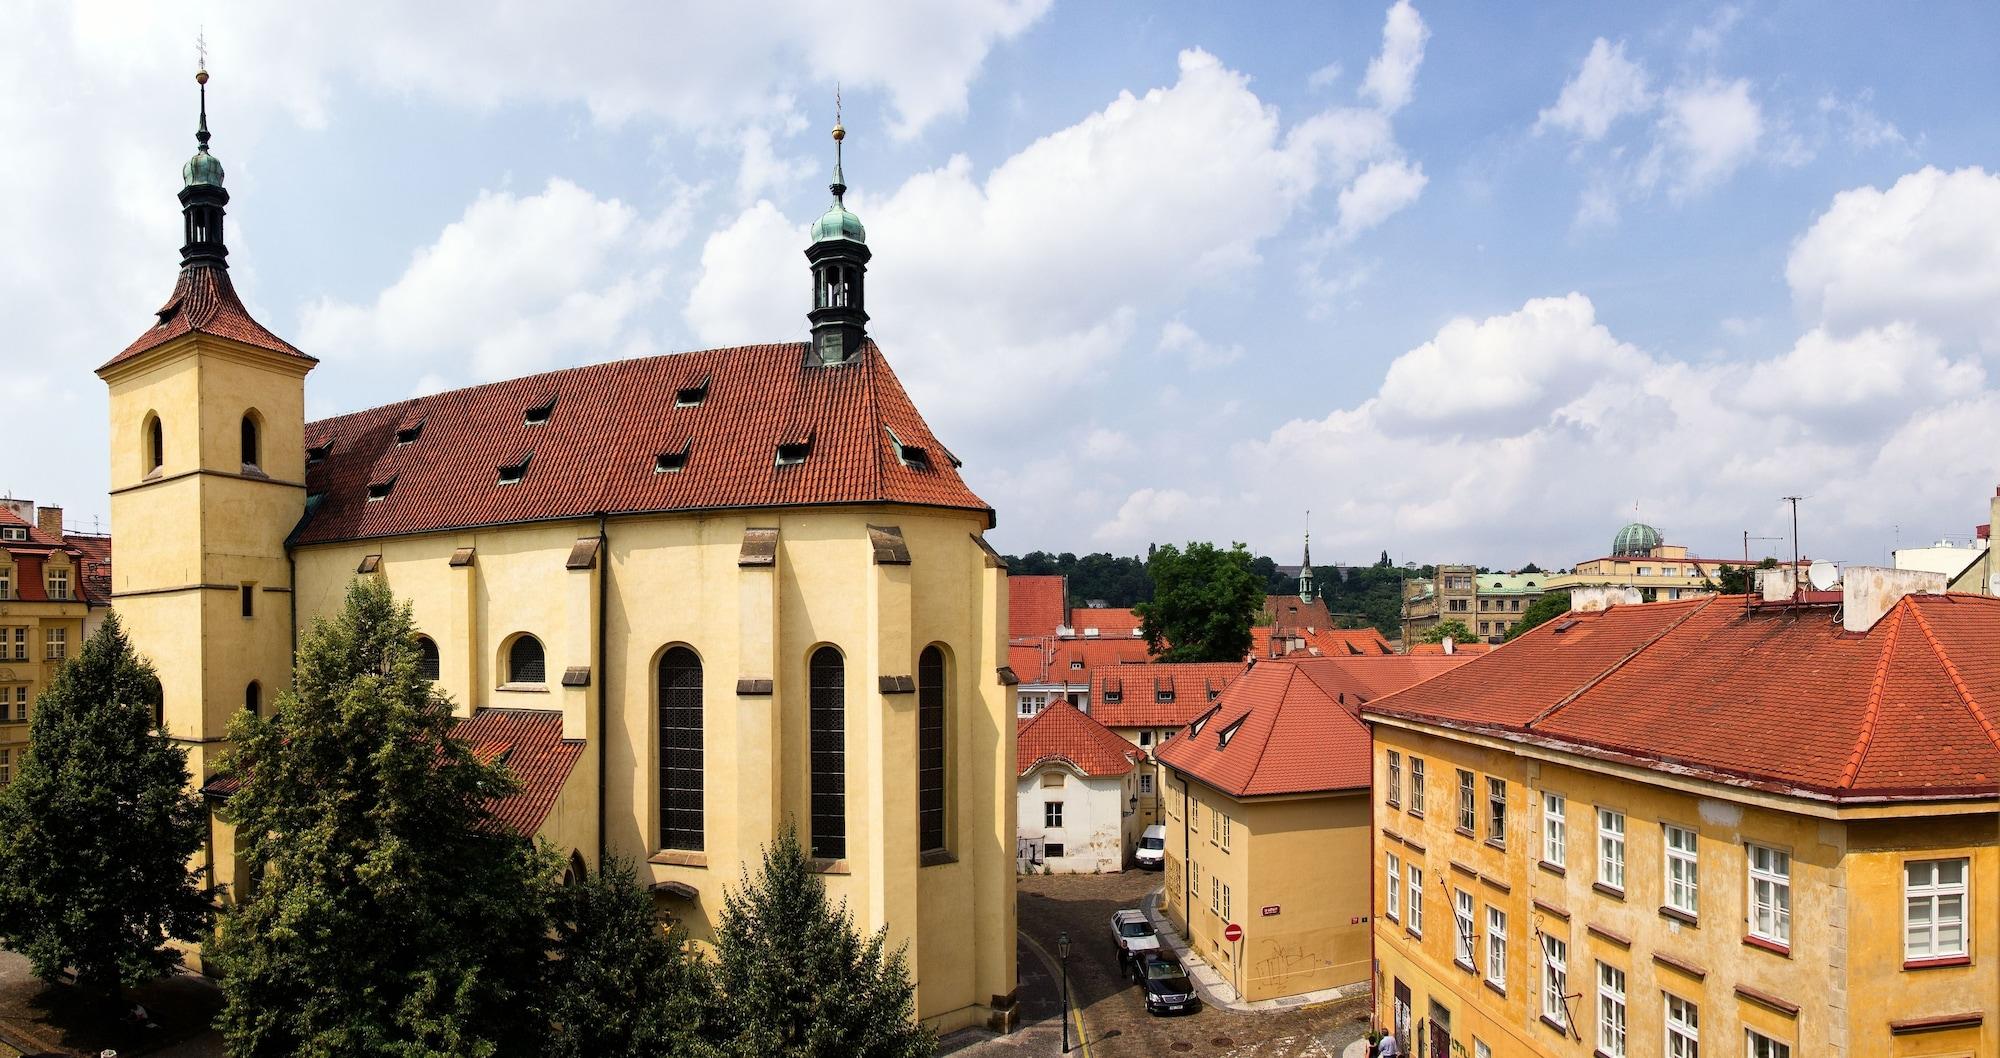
xmin=1902 ymin=954 xmax=1971 ymax=971
xmin=1453 ymin=958 xmax=1476 ymax=975
xmin=497 ymin=682 xmax=549 ymax=694
xmin=1454 ymin=826 xmax=1475 ymax=838
xmin=1538 ymin=1015 xmax=1569 ymax=1035
xmin=1538 ymin=860 xmax=1567 ymax=878
xmin=1482 ymin=979 xmax=1507 ymax=998
xmin=1406 ymin=928 xmax=1423 ymax=941
xmin=1742 ymin=934 xmax=1791 ymax=958
xmin=649 ymin=849 xmax=708 ymax=868
xmin=1592 ymin=881 xmax=1625 ymax=900
xmin=807 ymin=858 xmax=851 ymax=876
xmin=919 ymin=849 xmax=957 ymax=868
xmin=1386 ymin=800 xmax=1401 ymax=811
xmin=1658 ymin=905 xmax=1699 ymax=928
xmin=1406 ymin=809 xmax=1425 ymax=820
xmin=1484 ymin=838 xmax=1507 ymax=852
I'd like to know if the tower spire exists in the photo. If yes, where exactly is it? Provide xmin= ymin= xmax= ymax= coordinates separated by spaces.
xmin=805 ymin=86 xmax=870 ymax=365
xmin=1298 ymin=510 xmax=1316 ymax=603
xmin=178 ymin=49 xmax=229 ymax=269
xmin=831 ymin=84 xmax=846 ymax=201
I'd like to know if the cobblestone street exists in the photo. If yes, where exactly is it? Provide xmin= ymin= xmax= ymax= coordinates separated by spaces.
xmin=946 ymin=871 xmax=1371 ymax=1058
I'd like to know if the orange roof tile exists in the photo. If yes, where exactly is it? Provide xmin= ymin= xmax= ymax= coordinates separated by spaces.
xmin=1071 ymin=607 xmax=1141 ymax=637
xmin=1011 ymin=635 xmax=1158 ymax=686
xmin=1085 ymin=662 xmax=1248 ymax=728
xmin=1017 ymin=699 xmax=1145 ymax=778
xmin=102 ymin=266 xmax=314 ymax=371
xmin=1009 ymin=575 xmax=1069 ymax=639
xmin=454 ymin=707 xmax=584 ymax=836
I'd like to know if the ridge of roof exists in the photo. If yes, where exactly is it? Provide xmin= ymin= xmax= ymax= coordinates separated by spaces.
xmin=1527 ymin=595 xmax=1716 ymax=729
xmin=1839 ymin=601 xmax=1905 ymax=790
xmin=1235 ymin=666 xmax=1298 ymax=791
xmin=1903 ymin=597 xmax=2000 ymax=757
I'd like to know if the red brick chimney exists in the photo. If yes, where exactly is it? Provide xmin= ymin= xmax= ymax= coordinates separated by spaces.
xmin=35 ymin=506 xmax=62 ymax=539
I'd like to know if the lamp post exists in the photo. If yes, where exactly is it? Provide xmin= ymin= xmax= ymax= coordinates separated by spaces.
xmin=1058 ymin=930 xmax=1072 ymax=1054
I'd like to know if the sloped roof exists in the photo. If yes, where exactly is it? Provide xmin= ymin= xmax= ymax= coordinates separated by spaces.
xmin=455 ymin=707 xmax=584 ymax=837
xmin=1364 ymin=594 xmax=2000 ymax=802
xmin=1017 ymin=699 xmax=1145 ymax=778
xmin=1 ymin=509 xmax=102 ymax=604
xmin=1009 ymin=575 xmax=1069 ymax=639
xmin=1011 ymin=635 xmax=1158 ymax=686
xmin=62 ymin=534 xmax=113 ymax=606
xmin=1405 ymin=640 xmax=1495 ymax=656
xmin=102 ymin=265 xmax=314 ymax=371
xmin=1156 ymin=654 xmax=1471 ymax=798
xmin=1086 ymin=662 xmax=1249 ymax=728
xmin=293 ymin=341 xmax=989 ymax=545
xmin=1071 ymin=607 xmax=1141 ymax=637
xmin=1250 ymin=625 xmax=1396 ymax=659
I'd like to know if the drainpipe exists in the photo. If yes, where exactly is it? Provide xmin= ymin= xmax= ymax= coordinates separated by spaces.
xmin=595 ymin=512 xmax=609 ymax=864
xmin=1180 ymin=768 xmax=1192 ymax=924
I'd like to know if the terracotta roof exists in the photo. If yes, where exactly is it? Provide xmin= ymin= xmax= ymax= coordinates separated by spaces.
xmin=62 ymin=534 xmax=112 ymax=606
xmin=0 ymin=507 xmax=64 ymax=549
xmin=1 ymin=510 xmax=100 ymax=604
xmin=102 ymin=266 xmax=314 ymax=371
xmin=1156 ymin=654 xmax=1471 ymax=798
xmin=1405 ymin=640 xmax=1495 ymax=656
xmin=1016 ymin=699 xmax=1145 ymax=778
xmin=1250 ymin=625 xmax=1396 ymax=659
xmin=455 ymin=708 xmax=584 ymax=837
xmin=1009 ymin=575 xmax=1069 ymax=639
xmin=1085 ymin=662 xmax=1248 ymax=728
xmin=1071 ymin=607 xmax=1141 ymax=637
xmin=1364 ymin=594 xmax=2000 ymax=802
xmin=1011 ymin=635 xmax=1158 ymax=686
xmin=293 ymin=341 xmax=989 ymax=545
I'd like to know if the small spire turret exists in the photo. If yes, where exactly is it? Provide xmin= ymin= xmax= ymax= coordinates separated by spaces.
xmin=1298 ymin=512 xmax=1316 ymax=603
xmin=178 ymin=56 xmax=229 ymax=269
xmin=805 ymin=87 xmax=871 ymax=365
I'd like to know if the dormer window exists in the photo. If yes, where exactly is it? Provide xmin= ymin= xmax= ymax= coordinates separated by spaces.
xmin=525 ymin=396 xmax=556 ymax=425
xmin=1189 ymin=711 xmax=1214 ymax=738
xmin=0 ymin=527 xmax=25 ymax=542
xmin=776 ymin=440 xmax=812 ymax=466
xmin=886 ymin=427 xmax=932 ymax=471
xmin=1218 ymin=717 xmax=1245 ymax=748
xmin=306 ymin=440 xmax=333 ymax=465
xmin=675 ymin=377 xmax=710 ymax=408
xmin=1155 ymin=677 xmax=1175 ymax=704
xmin=499 ymin=453 xmax=531 ymax=485
xmin=654 ymin=444 xmax=690 ymax=474
xmin=305 ymin=491 xmax=326 ymax=514
xmin=396 ymin=420 xmax=425 ymax=446
xmin=367 ymin=476 xmax=396 ymax=502
xmin=1103 ymin=678 xmax=1123 ymax=704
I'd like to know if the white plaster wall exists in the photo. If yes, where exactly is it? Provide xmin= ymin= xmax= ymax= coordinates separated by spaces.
xmin=1017 ymin=764 xmax=1129 ymax=873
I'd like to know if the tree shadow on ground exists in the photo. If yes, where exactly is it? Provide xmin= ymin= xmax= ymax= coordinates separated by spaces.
xmin=0 ymin=964 xmax=219 ymax=1057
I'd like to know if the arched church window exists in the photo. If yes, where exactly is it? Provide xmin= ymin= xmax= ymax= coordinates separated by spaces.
xmin=507 ymin=635 xmax=546 ymax=685
xmin=658 ymin=646 xmax=704 ymax=852
xmin=917 ymin=645 xmax=948 ymax=856
xmin=809 ymin=646 xmax=846 ymax=860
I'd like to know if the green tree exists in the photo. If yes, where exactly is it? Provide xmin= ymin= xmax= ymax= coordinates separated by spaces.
xmin=1505 ymin=592 xmax=1573 ymax=640
xmin=545 ymin=856 xmax=722 ymax=1058
xmin=713 ymin=826 xmax=932 ymax=1058
xmin=213 ymin=578 xmax=558 ymax=1058
xmin=1418 ymin=618 xmax=1478 ymax=645
xmin=0 ymin=614 xmax=208 ymax=996
xmin=1135 ymin=542 xmax=1264 ymax=661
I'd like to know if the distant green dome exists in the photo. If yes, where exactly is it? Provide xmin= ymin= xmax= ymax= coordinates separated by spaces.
xmin=183 ymin=149 xmax=224 ymax=188
xmin=811 ymin=203 xmax=865 ymax=244
xmin=1612 ymin=522 xmax=1663 ymax=557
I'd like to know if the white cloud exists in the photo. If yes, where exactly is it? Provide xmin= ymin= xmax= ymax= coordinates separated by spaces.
xmin=1157 ymin=319 xmax=1245 ymax=369
xmin=1362 ymin=0 xmax=1430 ymax=115
xmin=1536 ymin=38 xmax=1652 ymax=141
xmin=1655 ymin=78 xmax=1764 ymax=196
xmin=1307 ymin=62 xmax=1344 ymax=90
xmin=1336 ymin=158 xmax=1428 ymax=242
xmin=1094 ymin=487 xmax=1216 ymax=545
xmin=1082 ymin=428 xmax=1139 ymax=461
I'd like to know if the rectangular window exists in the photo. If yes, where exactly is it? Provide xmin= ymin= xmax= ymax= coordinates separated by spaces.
xmin=44 ymin=628 xmax=65 ymax=661
xmin=1905 ymin=858 xmax=1969 ymax=960
xmin=1598 ymin=808 xmax=1626 ymax=891
xmin=1386 ymin=852 xmax=1401 ymax=921
xmin=1486 ymin=906 xmax=1507 ymax=988
xmin=1475 ymin=1044 xmax=1491 ymax=1058
xmin=1044 ymin=802 xmax=1062 ymax=828
xmin=1138 ymin=729 xmax=1152 ymax=746
xmin=1211 ymin=877 xmax=1220 ymax=915
xmin=1222 ymin=814 xmax=1232 ymax=850
xmin=1044 ymin=842 xmax=1064 ymax=859
xmin=1747 ymin=844 xmax=1792 ymax=945
xmin=47 ymin=568 xmax=68 ymax=600
xmin=1543 ymin=792 xmax=1566 ymax=867
xmin=1139 ymin=773 xmax=1153 ymax=794
xmin=1596 ymin=962 xmax=1626 ymax=1058
xmin=1410 ymin=757 xmax=1426 ymax=814
xmin=11 ymin=628 xmax=23 ymax=661
xmin=241 ymin=584 xmax=255 ymax=618
xmin=1223 ymin=883 xmax=1232 ymax=922
xmin=1542 ymin=933 xmax=1568 ymax=1027
xmin=1457 ymin=769 xmax=1476 ymax=831
xmin=14 ymin=686 xmax=25 ymax=722
xmin=1664 ymin=994 xmax=1698 ymax=1058
xmin=1407 ymin=864 xmax=1424 ymax=936
xmin=1664 ymin=824 xmax=1700 ymax=916
xmin=1210 ymin=807 xmax=1220 ymax=845
xmin=0 ymin=569 xmax=9 ymax=598
xmin=1487 ymin=777 xmax=1507 ymax=845
xmin=0 ymin=747 xmax=9 ymax=785
xmin=1387 ymin=750 xmax=1402 ymax=807
xmin=1745 ymin=1029 xmax=1790 ymax=1058
xmin=1453 ymin=889 xmax=1475 ymax=968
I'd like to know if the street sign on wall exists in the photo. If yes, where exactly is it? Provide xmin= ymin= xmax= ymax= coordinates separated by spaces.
xmin=1223 ymin=922 xmax=1243 ymax=943
xmin=1261 ymin=904 xmax=1281 ymax=917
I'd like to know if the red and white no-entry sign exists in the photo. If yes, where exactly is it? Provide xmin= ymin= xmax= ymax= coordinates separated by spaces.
xmin=1223 ymin=922 xmax=1243 ymax=943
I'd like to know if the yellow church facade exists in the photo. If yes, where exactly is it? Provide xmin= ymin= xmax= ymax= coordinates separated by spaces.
xmin=96 ymin=76 xmax=1019 ymax=1035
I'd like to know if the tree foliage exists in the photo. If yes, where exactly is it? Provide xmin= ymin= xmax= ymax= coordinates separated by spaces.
xmin=713 ymin=826 xmax=933 ymax=1058
xmin=1135 ymin=542 xmax=1264 ymax=662
xmin=1002 ymin=551 xmax=1152 ymax=607
xmin=0 ymin=614 xmax=208 ymax=995
xmin=1504 ymin=592 xmax=1573 ymax=640
xmin=1418 ymin=618 xmax=1478 ymax=645
xmin=212 ymin=577 xmax=558 ymax=1057
xmin=545 ymin=856 xmax=722 ymax=1058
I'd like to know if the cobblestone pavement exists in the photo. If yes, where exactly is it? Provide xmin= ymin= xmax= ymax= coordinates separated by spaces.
xmin=945 ymin=871 xmax=1372 ymax=1057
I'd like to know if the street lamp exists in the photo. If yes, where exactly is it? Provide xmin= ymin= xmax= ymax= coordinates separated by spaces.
xmin=1058 ymin=929 xmax=1072 ymax=1054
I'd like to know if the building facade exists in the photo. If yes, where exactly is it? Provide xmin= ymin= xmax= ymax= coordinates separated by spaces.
xmin=1472 ymin=571 xmax=1546 ymax=643
xmin=1015 ymin=700 xmax=1145 ymax=872
xmin=1362 ymin=584 xmax=1998 ymax=1058
xmin=1084 ymin=661 xmax=1246 ymax=827
xmin=1541 ymin=521 xmax=1739 ymax=604
xmin=1402 ymin=564 xmax=1476 ymax=644
xmin=97 ymin=77 xmax=1018 ymax=1034
xmin=0 ymin=503 xmax=108 ymax=785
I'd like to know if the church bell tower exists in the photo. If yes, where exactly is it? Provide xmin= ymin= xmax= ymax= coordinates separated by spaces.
xmin=806 ymin=100 xmax=870 ymax=365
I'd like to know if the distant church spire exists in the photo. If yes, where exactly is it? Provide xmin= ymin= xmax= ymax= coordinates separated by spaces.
xmin=806 ymin=86 xmax=871 ymax=365
xmin=1299 ymin=511 xmax=1316 ymax=603
xmin=178 ymin=50 xmax=230 ymax=270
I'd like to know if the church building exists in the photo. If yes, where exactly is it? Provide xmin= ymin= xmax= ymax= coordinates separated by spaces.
xmin=95 ymin=71 xmax=1019 ymax=1035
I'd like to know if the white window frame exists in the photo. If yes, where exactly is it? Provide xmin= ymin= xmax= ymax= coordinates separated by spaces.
xmin=1596 ymin=962 xmax=1626 ymax=1058
xmin=1542 ymin=792 xmax=1566 ymax=867
xmin=1598 ymin=808 xmax=1626 ymax=891
xmin=1541 ymin=932 xmax=1568 ymax=1027
xmin=44 ymin=628 xmax=65 ymax=661
xmin=1745 ymin=1028 xmax=1790 ymax=1058
xmin=1410 ymin=757 xmax=1426 ymax=814
xmin=1664 ymin=994 xmax=1699 ymax=1058
xmin=46 ymin=567 xmax=68 ymax=600
xmin=1664 ymin=824 xmax=1700 ymax=916
xmin=1487 ymin=777 xmax=1507 ymax=845
xmin=1222 ymin=813 xmax=1232 ymax=850
xmin=1485 ymin=906 xmax=1507 ymax=989
xmin=1453 ymin=888 xmax=1475 ymax=968
xmin=0 ymin=568 xmax=10 ymax=598
xmin=1138 ymin=772 xmax=1153 ymax=794
xmin=1457 ymin=769 xmax=1476 ymax=831
xmin=1386 ymin=750 xmax=1402 ymax=807
xmin=1904 ymin=857 xmax=1969 ymax=960
xmin=1407 ymin=864 xmax=1424 ymax=936
xmin=1222 ymin=883 xmax=1231 ymax=922
xmin=1385 ymin=852 xmax=1401 ymax=921
xmin=1044 ymin=801 xmax=1062 ymax=828
xmin=1210 ymin=876 xmax=1220 ymax=915
xmin=1747 ymin=843 xmax=1792 ymax=946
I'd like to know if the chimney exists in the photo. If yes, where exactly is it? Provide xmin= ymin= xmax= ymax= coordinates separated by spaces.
xmin=1841 ymin=566 xmax=1947 ymax=633
xmin=0 ymin=498 xmax=30 ymax=524
xmin=35 ymin=506 xmax=62 ymax=539
xmin=1570 ymin=585 xmax=1643 ymax=612
xmin=1758 ymin=566 xmax=1797 ymax=602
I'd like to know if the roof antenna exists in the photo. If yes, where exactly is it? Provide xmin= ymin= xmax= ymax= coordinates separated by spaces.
xmin=1783 ymin=495 xmax=1803 ymax=612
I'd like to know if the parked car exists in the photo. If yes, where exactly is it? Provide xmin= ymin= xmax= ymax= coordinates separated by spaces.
xmin=1109 ymin=908 xmax=1160 ymax=965
xmin=1135 ymin=824 xmax=1166 ymax=869
xmin=1132 ymin=951 xmax=1199 ymax=1015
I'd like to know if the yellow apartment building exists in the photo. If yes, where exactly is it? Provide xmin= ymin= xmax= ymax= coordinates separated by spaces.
xmin=1154 ymin=654 xmax=1470 ymax=1002
xmin=93 ymin=77 xmax=1019 ymax=1034
xmin=1084 ymin=661 xmax=1245 ymax=827
xmin=0 ymin=502 xmax=108 ymax=782
xmin=1362 ymin=583 xmax=1998 ymax=1058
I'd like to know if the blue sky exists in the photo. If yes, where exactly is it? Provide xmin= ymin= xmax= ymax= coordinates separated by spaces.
xmin=8 ymin=1 xmax=2000 ymax=570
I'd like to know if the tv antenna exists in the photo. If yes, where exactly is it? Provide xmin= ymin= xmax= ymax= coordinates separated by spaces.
xmin=1782 ymin=496 xmax=1805 ymax=607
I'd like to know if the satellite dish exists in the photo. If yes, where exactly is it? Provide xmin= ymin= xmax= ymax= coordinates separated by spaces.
xmin=1807 ymin=562 xmax=1839 ymax=591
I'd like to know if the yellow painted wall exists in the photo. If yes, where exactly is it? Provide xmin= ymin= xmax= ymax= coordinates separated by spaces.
xmin=1847 ymin=815 xmax=1998 ymax=1058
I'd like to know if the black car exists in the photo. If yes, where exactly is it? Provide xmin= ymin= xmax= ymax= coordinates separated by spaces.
xmin=1132 ymin=951 xmax=1199 ymax=1015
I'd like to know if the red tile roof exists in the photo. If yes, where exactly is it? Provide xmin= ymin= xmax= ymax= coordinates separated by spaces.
xmin=1016 ymin=699 xmax=1145 ymax=778
xmin=62 ymin=534 xmax=112 ymax=606
xmin=1405 ymin=640 xmax=1495 ymax=656
xmin=1 ymin=510 xmax=104 ymax=604
xmin=1009 ymin=575 xmax=1069 ymax=639
xmin=1011 ymin=635 xmax=1158 ymax=686
xmin=1085 ymin=662 xmax=1248 ymax=728
xmin=1364 ymin=594 xmax=2000 ymax=802
xmin=1250 ymin=625 xmax=1396 ymax=659
xmin=293 ymin=341 xmax=990 ymax=545
xmin=455 ymin=707 xmax=584 ymax=837
xmin=1071 ymin=607 xmax=1141 ymax=637
xmin=1156 ymin=654 xmax=1472 ymax=798
xmin=102 ymin=266 xmax=315 ymax=371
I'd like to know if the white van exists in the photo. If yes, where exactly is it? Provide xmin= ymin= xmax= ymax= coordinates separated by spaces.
xmin=1135 ymin=824 xmax=1167 ymax=869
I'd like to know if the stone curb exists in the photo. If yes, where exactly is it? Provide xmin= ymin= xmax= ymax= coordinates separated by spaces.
xmin=1139 ymin=887 xmax=1372 ymax=1015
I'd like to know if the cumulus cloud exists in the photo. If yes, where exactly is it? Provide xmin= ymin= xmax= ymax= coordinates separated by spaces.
xmin=1336 ymin=158 xmax=1429 ymax=242
xmin=1157 ymin=319 xmax=1245 ymax=370
xmin=1536 ymin=38 xmax=1651 ymax=141
xmin=1654 ymin=78 xmax=1764 ymax=195
xmin=1362 ymin=0 xmax=1430 ymax=114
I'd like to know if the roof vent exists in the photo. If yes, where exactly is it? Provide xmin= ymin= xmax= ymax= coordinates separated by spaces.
xmin=366 ymin=476 xmax=395 ymax=502
xmin=655 ymin=444 xmax=690 ymax=474
xmin=524 ymin=395 xmax=556 ymax=425
xmin=306 ymin=440 xmax=333 ymax=465
xmin=395 ymin=420 xmax=425 ymax=446
xmin=675 ymin=376 xmax=710 ymax=408
xmin=1551 ymin=618 xmax=1579 ymax=634
xmin=499 ymin=453 xmax=531 ymax=486
xmin=886 ymin=427 xmax=932 ymax=471
xmin=776 ymin=439 xmax=812 ymax=467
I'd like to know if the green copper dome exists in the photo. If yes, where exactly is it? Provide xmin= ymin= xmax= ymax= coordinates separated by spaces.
xmin=183 ymin=148 xmax=224 ymax=188
xmin=811 ymin=202 xmax=865 ymax=244
xmin=1611 ymin=521 xmax=1663 ymax=557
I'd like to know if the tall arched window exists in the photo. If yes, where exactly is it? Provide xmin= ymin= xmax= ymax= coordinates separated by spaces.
xmin=658 ymin=647 xmax=704 ymax=852
xmin=244 ymin=681 xmax=260 ymax=716
xmin=507 ymin=635 xmax=545 ymax=685
xmin=918 ymin=645 xmax=948 ymax=856
xmin=415 ymin=636 xmax=441 ymax=682
xmin=809 ymin=646 xmax=846 ymax=860
xmin=148 ymin=416 xmax=165 ymax=473
xmin=240 ymin=413 xmax=260 ymax=467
